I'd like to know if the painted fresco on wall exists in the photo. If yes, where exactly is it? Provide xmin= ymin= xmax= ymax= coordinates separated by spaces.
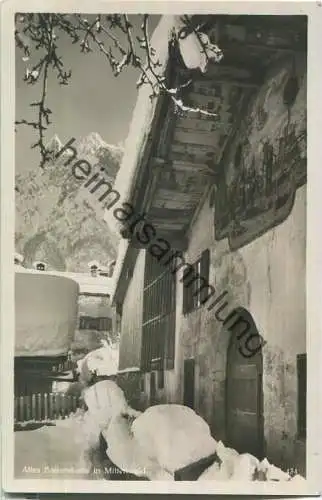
xmin=214 ymin=55 xmax=307 ymax=251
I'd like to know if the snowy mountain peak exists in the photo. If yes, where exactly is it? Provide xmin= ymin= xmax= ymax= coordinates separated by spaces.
xmin=15 ymin=131 xmax=123 ymax=273
xmin=77 ymin=132 xmax=123 ymax=159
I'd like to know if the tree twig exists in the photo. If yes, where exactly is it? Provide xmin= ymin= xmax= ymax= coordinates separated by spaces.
xmin=15 ymin=14 xmax=222 ymax=168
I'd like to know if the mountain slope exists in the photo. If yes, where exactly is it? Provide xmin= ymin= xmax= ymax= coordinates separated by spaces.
xmin=15 ymin=133 xmax=123 ymax=273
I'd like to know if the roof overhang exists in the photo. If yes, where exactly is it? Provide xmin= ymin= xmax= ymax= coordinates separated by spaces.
xmin=110 ymin=14 xmax=307 ymax=304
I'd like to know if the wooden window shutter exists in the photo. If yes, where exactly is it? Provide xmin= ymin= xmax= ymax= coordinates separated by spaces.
xmin=297 ymin=353 xmax=306 ymax=439
xmin=200 ymin=249 xmax=210 ymax=305
xmin=182 ymin=267 xmax=193 ymax=315
xmin=182 ymin=278 xmax=189 ymax=315
xmin=165 ymin=310 xmax=176 ymax=370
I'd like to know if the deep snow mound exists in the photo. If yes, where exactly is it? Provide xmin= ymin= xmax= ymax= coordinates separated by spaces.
xmin=77 ymin=343 xmax=119 ymax=384
xmin=83 ymin=380 xmax=140 ymax=431
xmin=131 ymin=404 xmax=217 ymax=473
xmin=103 ymin=414 xmax=173 ymax=480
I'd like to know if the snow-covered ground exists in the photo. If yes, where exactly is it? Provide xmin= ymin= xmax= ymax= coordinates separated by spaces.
xmin=197 ymin=440 xmax=305 ymax=483
xmin=15 ymin=415 xmax=91 ymax=480
xmin=16 ymin=372 xmax=306 ymax=482
xmin=84 ymin=381 xmax=305 ymax=483
xmin=52 ymin=340 xmax=119 ymax=393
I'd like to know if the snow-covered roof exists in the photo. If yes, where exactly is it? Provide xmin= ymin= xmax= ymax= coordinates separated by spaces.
xmin=103 ymin=15 xmax=175 ymax=236
xmin=107 ymin=15 xmax=221 ymax=304
xmin=106 ymin=16 xmax=175 ymax=303
xmin=109 ymin=239 xmax=130 ymax=304
xmin=15 ymin=266 xmax=112 ymax=296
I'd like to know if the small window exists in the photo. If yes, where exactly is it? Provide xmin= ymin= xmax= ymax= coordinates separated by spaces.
xmin=297 ymin=353 xmax=306 ymax=439
xmin=182 ymin=249 xmax=210 ymax=315
xmin=79 ymin=316 xmax=112 ymax=331
xmin=33 ymin=261 xmax=46 ymax=271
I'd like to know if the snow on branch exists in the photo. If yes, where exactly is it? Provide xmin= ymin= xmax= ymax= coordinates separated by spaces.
xmin=15 ymin=14 xmax=223 ymax=168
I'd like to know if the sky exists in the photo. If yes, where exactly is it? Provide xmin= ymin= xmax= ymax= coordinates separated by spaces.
xmin=15 ymin=14 xmax=160 ymax=173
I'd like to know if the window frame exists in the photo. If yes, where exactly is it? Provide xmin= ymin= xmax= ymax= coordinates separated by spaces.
xmin=182 ymin=249 xmax=210 ymax=315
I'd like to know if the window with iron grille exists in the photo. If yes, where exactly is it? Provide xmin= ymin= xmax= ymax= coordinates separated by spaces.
xmin=183 ymin=249 xmax=210 ymax=315
xmin=297 ymin=353 xmax=306 ymax=439
xmin=79 ymin=316 xmax=112 ymax=331
xmin=141 ymin=251 xmax=176 ymax=373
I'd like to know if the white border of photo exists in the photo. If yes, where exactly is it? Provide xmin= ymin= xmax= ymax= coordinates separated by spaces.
xmin=1 ymin=0 xmax=321 ymax=495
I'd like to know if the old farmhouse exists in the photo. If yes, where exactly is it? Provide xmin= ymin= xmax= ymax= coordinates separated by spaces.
xmin=109 ymin=15 xmax=307 ymax=475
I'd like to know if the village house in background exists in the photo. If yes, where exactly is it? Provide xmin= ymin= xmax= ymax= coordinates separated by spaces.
xmin=110 ymin=15 xmax=307 ymax=475
xmin=71 ymin=260 xmax=117 ymax=359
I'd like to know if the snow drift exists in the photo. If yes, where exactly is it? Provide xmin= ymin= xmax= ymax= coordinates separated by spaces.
xmin=197 ymin=440 xmax=306 ymax=483
xmin=29 ymin=378 xmax=306 ymax=483
xmin=15 ymin=419 xmax=91 ymax=479
xmin=82 ymin=380 xmax=140 ymax=439
xmin=76 ymin=341 xmax=119 ymax=383
xmin=131 ymin=404 xmax=217 ymax=473
xmin=101 ymin=403 xmax=217 ymax=480
xmin=103 ymin=414 xmax=173 ymax=480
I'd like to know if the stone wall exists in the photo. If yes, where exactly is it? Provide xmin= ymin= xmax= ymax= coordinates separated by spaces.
xmin=174 ymin=185 xmax=306 ymax=473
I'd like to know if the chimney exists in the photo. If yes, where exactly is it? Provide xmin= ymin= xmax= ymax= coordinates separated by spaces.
xmin=88 ymin=260 xmax=100 ymax=278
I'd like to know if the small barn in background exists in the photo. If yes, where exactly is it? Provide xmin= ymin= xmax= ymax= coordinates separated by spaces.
xmin=14 ymin=266 xmax=115 ymax=398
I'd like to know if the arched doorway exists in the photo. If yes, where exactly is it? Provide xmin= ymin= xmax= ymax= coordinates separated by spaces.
xmin=225 ymin=308 xmax=264 ymax=459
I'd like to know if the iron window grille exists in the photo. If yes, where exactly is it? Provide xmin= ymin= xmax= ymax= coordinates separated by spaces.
xmin=141 ymin=251 xmax=176 ymax=373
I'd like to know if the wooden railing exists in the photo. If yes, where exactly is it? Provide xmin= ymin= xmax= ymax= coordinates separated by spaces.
xmin=14 ymin=392 xmax=84 ymax=424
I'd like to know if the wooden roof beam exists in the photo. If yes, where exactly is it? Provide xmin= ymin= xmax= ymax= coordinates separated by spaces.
xmin=129 ymin=230 xmax=189 ymax=252
xmin=151 ymin=157 xmax=218 ymax=177
xmin=178 ymin=66 xmax=263 ymax=88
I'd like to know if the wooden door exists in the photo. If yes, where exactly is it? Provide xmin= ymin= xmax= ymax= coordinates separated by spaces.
xmin=226 ymin=310 xmax=264 ymax=458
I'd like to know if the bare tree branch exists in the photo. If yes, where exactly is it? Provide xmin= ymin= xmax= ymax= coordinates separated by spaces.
xmin=15 ymin=14 xmax=223 ymax=168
